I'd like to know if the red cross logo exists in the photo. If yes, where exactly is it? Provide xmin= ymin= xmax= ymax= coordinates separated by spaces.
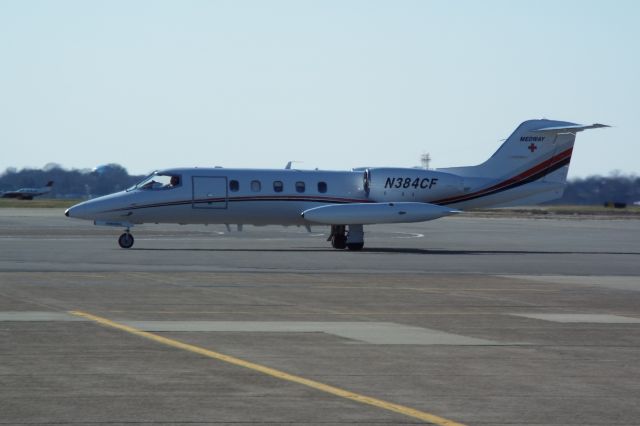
xmin=528 ymin=143 xmax=537 ymax=153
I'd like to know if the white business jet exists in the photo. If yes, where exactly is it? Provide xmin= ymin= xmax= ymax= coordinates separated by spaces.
xmin=1 ymin=181 xmax=54 ymax=200
xmin=65 ymin=119 xmax=607 ymax=250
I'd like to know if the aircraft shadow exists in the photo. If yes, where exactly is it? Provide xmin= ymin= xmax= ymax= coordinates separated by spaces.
xmin=131 ymin=247 xmax=640 ymax=256
xmin=361 ymin=248 xmax=640 ymax=256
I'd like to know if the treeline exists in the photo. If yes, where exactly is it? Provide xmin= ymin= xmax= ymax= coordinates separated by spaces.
xmin=555 ymin=174 xmax=640 ymax=205
xmin=0 ymin=164 xmax=638 ymax=205
xmin=0 ymin=164 xmax=145 ymax=199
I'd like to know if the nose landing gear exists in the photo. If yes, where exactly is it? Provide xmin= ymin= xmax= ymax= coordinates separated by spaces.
xmin=118 ymin=230 xmax=135 ymax=249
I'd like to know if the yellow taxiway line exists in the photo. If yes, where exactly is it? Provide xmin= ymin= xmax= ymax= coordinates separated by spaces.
xmin=70 ymin=310 xmax=466 ymax=426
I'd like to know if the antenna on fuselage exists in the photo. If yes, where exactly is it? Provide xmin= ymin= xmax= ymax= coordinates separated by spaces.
xmin=285 ymin=161 xmax=302 ymax=169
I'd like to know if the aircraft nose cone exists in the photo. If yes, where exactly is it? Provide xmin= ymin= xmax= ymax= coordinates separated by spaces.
xmin=64 ymin=198 xmax=114 ymax=221
xmin=65 ymin=205 xmax=81 ymax=218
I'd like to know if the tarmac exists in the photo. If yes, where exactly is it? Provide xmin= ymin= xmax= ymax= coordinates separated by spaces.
xmin=1 ymin=207 xmax=639 ymax=425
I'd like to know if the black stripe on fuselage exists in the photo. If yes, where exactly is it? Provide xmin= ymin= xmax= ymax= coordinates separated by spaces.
xmin=439 ymin=156 xmax=570 ymax=206
xmin=105 ymin=196 xmax=371 ymax=213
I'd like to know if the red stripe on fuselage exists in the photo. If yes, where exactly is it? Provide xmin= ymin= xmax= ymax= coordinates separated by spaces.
xmin=106 ymin=195 xmax=372 ymax=213
xmin=433 ymin=147 xmax=573 ymax=205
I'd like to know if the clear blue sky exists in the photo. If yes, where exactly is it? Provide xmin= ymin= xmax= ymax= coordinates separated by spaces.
xmin=1 ymin=0 xmax=637 ymax=178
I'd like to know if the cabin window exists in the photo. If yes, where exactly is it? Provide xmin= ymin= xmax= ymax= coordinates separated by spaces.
xmin=317 ymin=181 xmax=327 ymax=193
xmin=229 ymin=180 xmax=239 ymax=192
xmin=251 ymin=180 xmax=261 ymax=192
xmin=273 ymin=181 xmax=283 ymax=193
xmin=295 ymin=181 xmax=305 ymax=193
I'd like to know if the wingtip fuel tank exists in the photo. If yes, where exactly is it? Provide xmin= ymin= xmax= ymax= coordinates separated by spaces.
xmin=301 ymin=202 xmax=460 ymax=225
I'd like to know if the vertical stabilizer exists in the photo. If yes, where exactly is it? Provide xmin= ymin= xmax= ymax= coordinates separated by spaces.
xmin=436 ymin=119 xmax=608 ymax=208
xmin=440 ymin=120 xmax=583 ymax=179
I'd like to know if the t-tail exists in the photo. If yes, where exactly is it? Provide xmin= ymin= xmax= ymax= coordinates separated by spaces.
xmin=437 ymin=119 xmax=609 ymax=209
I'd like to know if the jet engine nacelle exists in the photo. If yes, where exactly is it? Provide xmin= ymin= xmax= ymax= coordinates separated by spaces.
xmin=365 ymin=168 xmax=465 ymax=202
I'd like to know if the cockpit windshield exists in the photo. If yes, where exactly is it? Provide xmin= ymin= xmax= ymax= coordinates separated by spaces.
xmin=127 ymin=171 xmax=182 ymax=191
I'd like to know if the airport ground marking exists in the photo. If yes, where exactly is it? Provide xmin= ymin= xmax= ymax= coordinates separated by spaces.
xmin=69 ymin=310 xmax=466 ymax=426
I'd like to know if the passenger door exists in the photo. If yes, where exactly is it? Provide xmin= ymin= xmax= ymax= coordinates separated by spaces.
xmin=192 ymin=176 xmax=228 ymax=209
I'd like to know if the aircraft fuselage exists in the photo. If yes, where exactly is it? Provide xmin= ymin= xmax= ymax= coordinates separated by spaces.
xmin=67 ymin=168 xmax=468 ymax=226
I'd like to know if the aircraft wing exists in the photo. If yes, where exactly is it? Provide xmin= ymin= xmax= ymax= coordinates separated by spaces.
xmin=301 ymin=202 xmax=460 ymax=225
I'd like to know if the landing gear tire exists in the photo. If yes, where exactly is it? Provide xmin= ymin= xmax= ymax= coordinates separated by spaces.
xmin=331 ymin=234 xmax=347 ymax=249
xmin=346 ymin=224 xmax=364 ymax=251
xmin=346 ymin=242 xmax=364 ymax=251
xmin=118 ymin=232 xmax=134 ymax=249
xmin=329 ymin=225 xmax=347 ymax=249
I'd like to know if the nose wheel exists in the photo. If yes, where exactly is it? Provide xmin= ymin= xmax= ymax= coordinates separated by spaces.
xmin=118 ymin=231 xmax=135 ymax=249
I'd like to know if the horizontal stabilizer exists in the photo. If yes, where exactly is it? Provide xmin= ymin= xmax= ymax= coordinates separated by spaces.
xmin=301 ymin=202 xmax=460 ymax=225
xmin=531 ymin=123 xmax=609 ymax=134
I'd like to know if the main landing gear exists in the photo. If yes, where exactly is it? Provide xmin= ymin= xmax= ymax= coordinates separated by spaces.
xmin=328 ymin=224 xmax=364 ymax=251
xmin=118 ymin=230 xmax=135 ymax=249
xmin=329 ymin=225 xmax=347 ymax=249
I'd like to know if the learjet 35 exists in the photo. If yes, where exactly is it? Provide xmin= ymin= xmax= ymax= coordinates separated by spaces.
xmin=65 ymin=119 xmax=607 ymax=250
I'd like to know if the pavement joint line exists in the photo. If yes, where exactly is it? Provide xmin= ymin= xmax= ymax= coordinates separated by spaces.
xmin=117 ymin=320 xmax=500 ymax=345
xmin=69 ymin=310 xmax=466 ymax=426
